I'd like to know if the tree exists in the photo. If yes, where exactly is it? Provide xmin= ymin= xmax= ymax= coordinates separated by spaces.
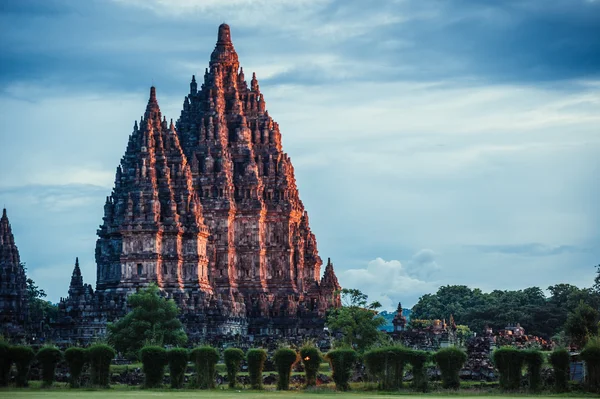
xmin=25 ymin=271 xmax=58 ymax=333
xmin=326 ymin=288 xmax=386 ymax=352
xmin=107 ymin=284 xmax=187 ymax=356
xmin=593 ymin=264 xmax=600 ymax=296
xmin=564 ymin=301 xmax=599 ymax=349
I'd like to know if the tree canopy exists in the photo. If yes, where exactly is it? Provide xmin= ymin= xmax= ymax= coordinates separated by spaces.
xmin=326 ymin=288 xmax=386 ymax=352
xmin=107 ymin=284 xmax=187 ymax=356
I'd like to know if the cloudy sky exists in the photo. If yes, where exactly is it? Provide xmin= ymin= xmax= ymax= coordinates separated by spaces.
xmin=1 ymin=0 xmax=599 ymax=310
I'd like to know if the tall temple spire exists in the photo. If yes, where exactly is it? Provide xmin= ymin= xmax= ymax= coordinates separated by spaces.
xmin=144 ymin=86 xmax=161 ymax=120
xmin=69 ymin=257 xmax=84 ymax=296
xmin=210 ymin=23 xmax=239 ymax=68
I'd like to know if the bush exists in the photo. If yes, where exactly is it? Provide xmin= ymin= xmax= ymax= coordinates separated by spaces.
xmin=364 ymin=346 xmax=410 ymax=390
xmin=191 ymin=346 xmax=219 ymax=389
xmin=492 ymin=346 xmax=524 ymax=391
xmin=87 ymin=343 xmax=116 ymax=387
xmin=326 ymin=348 xmax=357 ymax=391
xmin=167 ymin=348 xmax=188 ymax=389
xmin=246 ymin=348 xmax=267 ymax=389
xmin=407 ymin=349 xmax=429 ymax=392
xmin=434 ymin=347 xmax=467 ymax=389
xmin=139 ymin=345 xmax=167 ymax=388
xmin=9 ymin=345 xmax=35 ymax=387
xmin=36 ymin=346 xmax=62 ymax=387
xmin=549 ymin=348 xmax=570 ymax=393
xmin=581 ymin=336 xmax=600 ymax=393
xmin=273 ymin=347 xmax=298 ymax=390
xmin=523 ymin=349 xmax=544 ymax=392
xmin=300 ymin=345 xmax=322 ymax=387
xmin=223 ymin=348 xmax=245 ymax=388
xmin=64 ymin=347 xmax=88 ymax=388
xmin=0 ymin=340 xmax=11 ymax=387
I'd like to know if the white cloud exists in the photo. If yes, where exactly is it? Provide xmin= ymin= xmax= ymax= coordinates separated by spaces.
xmin=339 ymin=253 xmax=441 ymax=311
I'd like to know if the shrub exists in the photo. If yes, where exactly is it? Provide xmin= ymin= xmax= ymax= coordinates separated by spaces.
xmin=0 ymin=340 xmax=11 ymax=387
xmin=300 ymin=345 xmax=322 ymax=387
xmin=523 ymin=350 xmax=544 ymax=392
xmin=581 ymin=336 xmax=600 ymax=393
xmin=139 ymin=345 xmax=167 ymax=388
xmin=191 ymin=346 xmax=219 ymax=389
xmin=364 ymin=346 xmax=410 ymax=390
xmin=434 ymin=347 xmax=467 ymax=389
xmin=326 ymin=348 xmax=357 ymax=391
xmin=87 ymin=343 xmax=116 ymax=387
xmin=492 ymin=346 xmax=524 ymax=391
xmin=223 ymin=348 xmax=245 ymax=388
xmin=273 ymin=347 xmax=298 ymax=390
xmin=246 ymin=348 xmax=267 ymax=389
xmin=64 ymin=347 xmax=88 ymax=388
xmin=9 ymin=345 xmax=35 ymax=387
xmin=549 ymin=348 xmax=570 ymax=393
xmin=36 ymin=346 xmax=63 ymax=387
xmin=167 ymin=348 xmax=188 ymax=389
xmin=407 ymin=349 xmax=429 ymax=392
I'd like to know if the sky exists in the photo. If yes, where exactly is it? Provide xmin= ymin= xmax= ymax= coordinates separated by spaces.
xmin=0 ymin=0 xmax=599 ymax=310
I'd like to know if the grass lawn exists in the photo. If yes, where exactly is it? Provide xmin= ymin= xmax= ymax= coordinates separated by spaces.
xmin=1 ymin=389 xmax=597 ymax=399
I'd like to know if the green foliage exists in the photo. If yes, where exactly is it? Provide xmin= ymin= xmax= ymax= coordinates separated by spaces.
xmin=246 ymin=348 xmax=267 ymax=390
xmin=411 ymin=283 xmax=600 ymax=339
xmin=107 ymin=284 xmax=188 ymax=356
xmin=87 ymin=343 xmax=116 ymax=387
xmin=326 ymin=348 xmax=357 ymax=391
xmin=273 ymin=347 xmax=298 ymax=390
xmin=580 ymin=335 xmax=600 ymax=393
xmin=565 ymin=302 xmax=599 ymax=349
xmin=9 ymin=345 xmax=35 ymax=387
xmin=223 ymin=348 xmax=245 ymax=388
xmin=25 ymin=274 xmax=58 ymax=335
xmin=492 ymin=346 xmax=524 ymax=391
xmin=0 ymin=340 xmax=11 ymax=387
xmin=299 ymin=345 xmax=322 ymax=387
xmin=167 ymin=348 xmax=188 ymax=389
xmin=64 ymin=347 xmax=88 ymax=388
xmin=364 ymin=346 xmax=410 ymax=390
xmin=139 ymin=345 xmax=167 ymax=388
xmin=549 ymin=348 xmax=570 ymax=393
xmin=407 ymin=349 xmax=429 ymax=392
xmin=434 ymin=347 xmax=467 ymax=389
xmin=191 ymin=346 xmax=219 ymax=389
xmin=522 ymin=349 xmax=544 ymax=392
xmin=326 ymin=288 xmax=386 ymax=352
xmin=36 ymin=345 xmax=62 ymax=387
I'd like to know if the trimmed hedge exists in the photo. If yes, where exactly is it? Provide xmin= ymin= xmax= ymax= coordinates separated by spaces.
xmin=0 ymin=340 xmax=11 ymax=387
xmin=523 ymin=350 xmax=544 ymax=392
xmin=549 ymin=348 xmax=570 ymax=393
xmin=88 ymin=344 xmax=116 ymax=387
xmin=64 ymin=347 xmax=88 ymax=388
xmin=581 ymin=337 xmax=600 ymax=393
xmin=364 ymin=346 xmax=410 ymax=390
xmin=407 ymin=349 xmax=429 ymax=392
xmin=191 ymin=346 xmax=219 ymax=389
xmin=273 ymin=347 xmax=298 ymax=390
xmin=434 ymin=347 xmax=467 ymax=389
xmin=36 ymin=346 xmax=62 ymax=387
xmin=300 ymin=345 xmax=322 ymax=387
xmin=140 ymin=345 xmax=167 ymax=388
xmin=247 ymin=348 xmax=267 ymax=389
xmin=326 ymin=348 xmax=357 ymax=391
xmin=167 ymin=348 xmax=189 ymax=389
xmin=492 ymin=346 xmax=524 ymax=391
xmin=9 ymin=345 xmax=35 ymax=387
xmin=223 ymin=348 xmax=245 ymax=388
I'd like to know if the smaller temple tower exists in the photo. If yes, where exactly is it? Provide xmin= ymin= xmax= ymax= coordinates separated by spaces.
xmin=0 ymin=208 xmax=29 ymax=338
xmin=392 ymin=302 xmax=407 ymax=332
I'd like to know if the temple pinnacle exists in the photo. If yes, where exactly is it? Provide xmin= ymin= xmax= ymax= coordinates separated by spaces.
xmin=218 ymin=23 xmax=232 ymax=44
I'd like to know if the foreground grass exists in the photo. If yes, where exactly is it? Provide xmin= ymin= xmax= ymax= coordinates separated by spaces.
xmin=1 ymin=388 xmax=597 ymax=399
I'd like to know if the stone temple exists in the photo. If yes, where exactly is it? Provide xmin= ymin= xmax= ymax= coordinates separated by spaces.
xmin=51 ymin=24 xmax=341 ymax=342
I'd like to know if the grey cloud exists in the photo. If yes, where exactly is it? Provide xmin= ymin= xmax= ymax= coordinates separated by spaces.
xmin=467 ymin=243 xmax=586 ymax=257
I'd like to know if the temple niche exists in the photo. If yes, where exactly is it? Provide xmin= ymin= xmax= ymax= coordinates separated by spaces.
xmin=51 ymin=24 xmax=341 ymax=342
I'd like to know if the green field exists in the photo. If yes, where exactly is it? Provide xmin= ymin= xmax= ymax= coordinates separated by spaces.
xmin=0 ymin=390 xmax=596 ymax=399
